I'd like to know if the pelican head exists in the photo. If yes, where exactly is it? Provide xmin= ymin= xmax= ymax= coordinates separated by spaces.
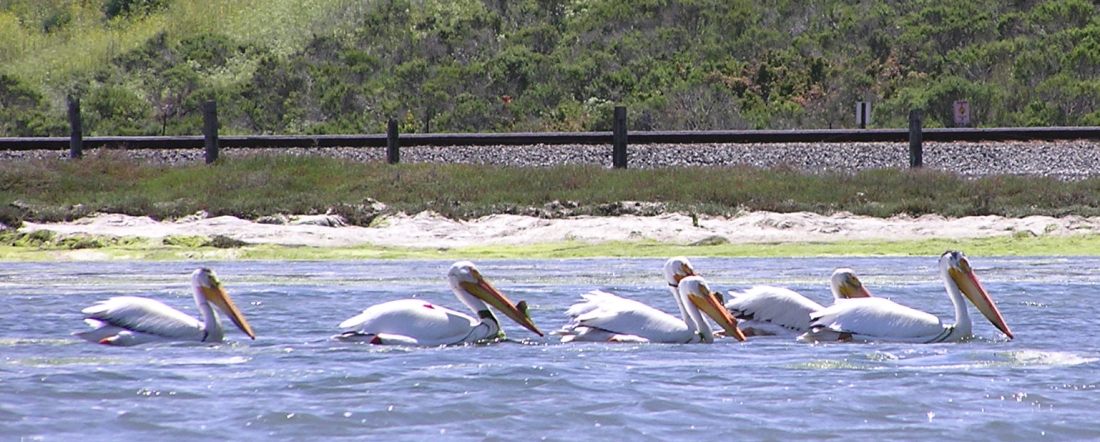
xmin=940 ymin=251 xmax=1013 ymax=339
xmin=678 ymin=276 xmax=747 ymax=341
xmin=663 ymin=256 xmax=697 ymax=287
xmin=448 ymin=261 xmax=543 ymax=337
xmin=830 ymin=268 xmax=873 ymax=300
xmin=192 ymin=268 xmax=256 ymax=339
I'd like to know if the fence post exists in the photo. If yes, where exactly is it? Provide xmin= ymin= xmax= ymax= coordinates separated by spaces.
xmin=856 ymin=101 xmax=870 ymax=129
xmin=386 ymin=119 xmax=400 ymax=164
xmin=203 ymin=100 xmax=219 ymax=164
xmin=613 ymin=106 xmax=627 ymax=169
xmin=908 ymin=109 xmax=923 ymax=168
xmin=67 ymin=96 xmax=83 ymax=159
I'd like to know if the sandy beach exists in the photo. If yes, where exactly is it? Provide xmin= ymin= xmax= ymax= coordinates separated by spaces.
xmin=17 ymin=210 xmax=1100 ymax=249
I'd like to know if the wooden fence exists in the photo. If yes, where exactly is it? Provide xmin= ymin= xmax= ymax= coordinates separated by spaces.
xmin=2 ymin=100 xmax=1100 ymax=168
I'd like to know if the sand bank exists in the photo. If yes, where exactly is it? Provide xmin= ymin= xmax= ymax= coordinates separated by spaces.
xmin=17 ymin=211 xmax=1100 ymax=249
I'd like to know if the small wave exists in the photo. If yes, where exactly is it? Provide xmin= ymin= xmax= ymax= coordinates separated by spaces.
xmin=865 ymin=350 xmax=902 ymax=362
xmin=6 ymin=355 xmax=129 ymax=367
xmin=999 ymin=350 xmax=1098 ymax=367
xmin=890 ymin=349 xmax=1097 ymax=370
xmin=0 ymin=337 xmax=79 ymax=346
xmin=152 ymin=355 xmax=252 ymax=366
xmin=786 ymin=349 xmax=1096 ymax=372
xmin=786 ymin=359 xmax=876 ymax=370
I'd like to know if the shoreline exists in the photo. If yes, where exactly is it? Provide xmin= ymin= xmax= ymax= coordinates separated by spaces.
xmin=5 ymin=211 xmax=1100 ymax=261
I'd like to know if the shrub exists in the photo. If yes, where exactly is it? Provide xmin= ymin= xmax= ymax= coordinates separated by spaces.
xmin=104 ymin=0 xmax=169 ymax=20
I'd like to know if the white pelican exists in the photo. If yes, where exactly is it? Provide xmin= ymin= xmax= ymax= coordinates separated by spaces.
xmin=800 ymin=251 xmax=1014 ymax=343
xmin=554 ymin=257 xmax=746 ymax=343
xmin=724 ymin=268 xmax=873 ymax=336
xmin=334 ymin=261 xmax=543 ymax=345
xmin=75 ymin=268 xmax=256 ymax=346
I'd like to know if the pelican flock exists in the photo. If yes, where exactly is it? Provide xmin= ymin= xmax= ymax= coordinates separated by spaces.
xmin=75 ymin=268 xmax=256 ymax=346
xmin=725 ymin=268 xmax=873 ymax=337
xmin=335 ymin=261 xmax=543 ymax=345
xmin=553 ymin=257 xmax=746 ymax=343
xmin=71 ymin=252 xmax=1015 ymax=348
xmin=801 ymin=251 xmax=1014 ymax=343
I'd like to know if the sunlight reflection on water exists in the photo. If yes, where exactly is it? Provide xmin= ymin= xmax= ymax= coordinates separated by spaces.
xmin=2 ymin=257 xmax=1099 ymax=440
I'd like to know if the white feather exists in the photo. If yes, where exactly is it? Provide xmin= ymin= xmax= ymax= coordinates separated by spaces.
xmin=75 ymin=296 xmax=206 ymax=345
xmin=336 ymin=299 xmax=491 ymax=346
xmin=554 ymin=290 xmax=698 ymax=343
xmin=725 ymin=286 xmax=825 ymax=335
xmin=802 ymin=297 xmax=946 ymax=343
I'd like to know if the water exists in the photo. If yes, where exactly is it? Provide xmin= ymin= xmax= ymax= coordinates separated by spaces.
xmin=3 ymin=257 xmax=1099 ymax=440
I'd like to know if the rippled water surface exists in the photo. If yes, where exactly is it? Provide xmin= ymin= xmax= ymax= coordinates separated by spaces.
xmin=3 ymin=257 xmax=1099 ymax=440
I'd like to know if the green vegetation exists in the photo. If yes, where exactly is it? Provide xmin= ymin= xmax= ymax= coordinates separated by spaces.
xmin=4 ymin=152 xmax=1100 ymax=260
xmin=0 ymin=229 xmax=143 ymax=249
xmin=2 ymin=0 xmax=1099 ymax=137
xmin=4 ymin=152 xmax=1100 ymax=229
xmin=2 ymin=232 xmax=1099 ymax=261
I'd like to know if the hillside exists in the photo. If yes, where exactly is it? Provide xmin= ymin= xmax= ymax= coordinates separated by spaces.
xmin=2 ymin=0 xmax=1098 ymax=137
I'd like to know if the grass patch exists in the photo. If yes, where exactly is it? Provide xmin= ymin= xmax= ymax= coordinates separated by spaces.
xmin=1 ymin=0 xmax=357 ymax=87
xmin=162 ymin=235 xmax=210 ymax=247
xmin=1 ymin=233 xmax=1099 ymax=261
xmin=3 ymin=153 xmax=1100 ymax=226
xmin=443 ymin=234 xmax=1100 ymax=258
xmin=0 ymin=230 xmax=144 ymax=249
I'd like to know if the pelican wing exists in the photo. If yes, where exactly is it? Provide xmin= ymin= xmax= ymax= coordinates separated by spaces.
xmin=725 ymin=286 xmax=825 ymax=335
xmin=338 ymin=299 xmax=482 ymax=346
xmin=557 ymin=290 xmax=690 ymax=343
xmin=804 ymin=297 xmax=946 ymax=343
xmin=78 ymin=296 xmax=204 ymax=342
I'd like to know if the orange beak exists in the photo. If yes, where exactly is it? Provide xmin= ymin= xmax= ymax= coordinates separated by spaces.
xmin=461 ymin=277 xmax=543 ymax=337
xmin=688 ymin=288 xmax=746 ymax=342
xmin=837 ymin=276 xmax=873 ymax=299
xmin=950 ymin=265 xmax=1013 ymax=339
xmin=202 ymin=285 xmax=256 ymax=339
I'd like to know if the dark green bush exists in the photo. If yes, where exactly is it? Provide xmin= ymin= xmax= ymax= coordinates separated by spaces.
xmin=103 ymin=0 xmax=168 ymax=20
xmin=3 ymin=1 xmax=1100 ymax=136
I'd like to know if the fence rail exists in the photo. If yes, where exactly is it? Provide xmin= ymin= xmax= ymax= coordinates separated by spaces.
xmin=2 ymin=98 xmax=1099 ymax=169
xmin=3 ymin=127 xmax=1099 ymax=151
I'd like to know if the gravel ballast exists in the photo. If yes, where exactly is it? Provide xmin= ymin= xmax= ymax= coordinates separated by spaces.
xmin=3 ymin=140 xmax=1099 ymax=179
